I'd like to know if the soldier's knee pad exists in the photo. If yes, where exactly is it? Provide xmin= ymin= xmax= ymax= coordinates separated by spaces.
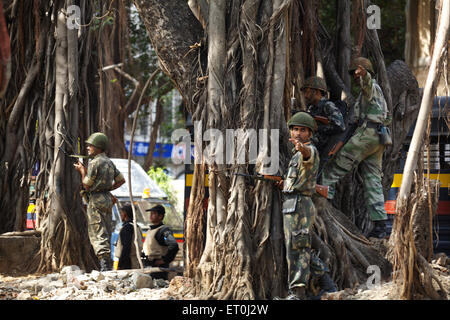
xmin=291 ymin=229 xmax=311 ymax=250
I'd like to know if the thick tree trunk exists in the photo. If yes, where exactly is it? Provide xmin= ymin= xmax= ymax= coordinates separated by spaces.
xmin=135 ymin=0 xmax=421 ymax=299
xmin=0 ymin=0 xmax=98 ymax=272
xmin=0 ymin=0 xmax=47 ymax=233
xmin=97 ymin=0 xmax=128 ymax=158
xmin=132 ymin=0 xmax=204 ymax=113
xmin=336 ymin=0 xmax=351 ymax=90
xmin=37 ymin=1 xmax=97 ymax=272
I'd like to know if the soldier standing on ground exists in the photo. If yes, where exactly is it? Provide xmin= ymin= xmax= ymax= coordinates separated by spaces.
xmin=276 ymin=112 xmax=336 ymax=299
xmin=74 ymin=132 xmax=125 ymax=271
xmin=301 ymin=76 xmax=346 ymax=170
xmin=319 ymin=57 xmax=391 ymax=238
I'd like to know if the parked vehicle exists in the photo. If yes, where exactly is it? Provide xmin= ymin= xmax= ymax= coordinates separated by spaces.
xmin=385 ymin=97 xmax=450 ymax=255
xmin=109 ymin=158 xmax=184 ymax=267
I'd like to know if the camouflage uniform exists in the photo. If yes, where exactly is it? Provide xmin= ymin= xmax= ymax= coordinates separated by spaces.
xmin=320 ymin=72 xmax=391 ymax=221
xmin=83 ymin=153 xmax=124 ymax=260
xmin=282 ymin=143 xmax=325 ymax=290
xmin=307 ymin=98 xmax=346 ymax=163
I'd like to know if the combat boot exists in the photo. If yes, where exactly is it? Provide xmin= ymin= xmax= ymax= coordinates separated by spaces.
xmin=286 ymin=286 xmax=307 ymax=300
xmin=310 ymin=273 xmax=337 ymax=300
xmin=368 ymin=220 xmax=388 ymax=239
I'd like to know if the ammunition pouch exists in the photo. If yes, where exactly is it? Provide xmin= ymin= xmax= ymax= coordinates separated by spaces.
xmin=377 ymin=124 xmax=392 ymax=146
xmin=282 ymin=193 xmax=298 ymax=214
xmin=291 ymin=229 xmax=311 ymax=250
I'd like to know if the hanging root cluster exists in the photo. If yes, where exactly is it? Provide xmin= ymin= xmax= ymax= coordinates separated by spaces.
xmin=312 ymin=195 xmax=392 ymax=290
xmin=390 ymin=174 xmax=447 ymax=300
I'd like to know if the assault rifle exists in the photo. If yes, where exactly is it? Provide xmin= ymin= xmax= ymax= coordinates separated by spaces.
xmin=315 ymin=184 xmax=329 ymax=199
xmin=315 ymin=122 xmax=357 ymax=198
xmin=59 ymin=146 xmax=90 ymax=202
xmin=326 ymin=122 xmax=357 ymax=158
xmin=234 ymin=173 xmax=283 ymax=183
xmin=317 ymin=122 xmax=357 ymax=178
xmin=58 ymin=146 xmax=88 ymax=167
xmin=314 ymin=115 xmax=330 ymax=125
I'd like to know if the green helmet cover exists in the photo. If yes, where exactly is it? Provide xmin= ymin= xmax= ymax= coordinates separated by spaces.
xmin=301 ymin=76 xmax=328 ymax=93
xmin=348 ymin=57 xmax=375 ymax=75
xmin=85 ymin=132 xmax=109 ymax=151
xmin=287 ymin=111 xmax=317 ymax=132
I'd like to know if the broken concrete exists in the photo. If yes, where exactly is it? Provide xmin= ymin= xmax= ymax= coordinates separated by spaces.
xmin=0 ymin=231 xmax=41 ymax=275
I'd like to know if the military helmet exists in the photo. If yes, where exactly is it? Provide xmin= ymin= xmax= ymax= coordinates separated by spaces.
xmin=287 ymin=111 xmax=317 ymax=132
xmin=301 ymin=76 xmax=328 ymax=93
xmin=348 ymin=57 xmax=375 ymax=76
xmin=85 ymin=132 xmax=109 ymax=151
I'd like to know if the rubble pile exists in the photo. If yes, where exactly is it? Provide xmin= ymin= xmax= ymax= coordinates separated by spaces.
xmin=0 ymin=265 xmax=171 ymax=300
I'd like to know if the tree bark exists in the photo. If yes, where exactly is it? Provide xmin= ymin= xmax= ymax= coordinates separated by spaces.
xmin=0 ymin=0 xmax=47 ymax=233
xmin=134 ymin=0 xmax=421 ymax=299
xmin=37 ymin=1 xmax=97 ymax=272
xmin=336 ymin=0 xmax=351 ymax=90
xmin=97 ymin=0 xmax=128 ymax=158
xmin=132 ymin=0 xmax=204 ymax=113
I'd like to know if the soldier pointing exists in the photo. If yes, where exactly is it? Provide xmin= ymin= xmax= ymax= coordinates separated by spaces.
xmin=319 ymin=57 xmax=392 ymax=238
xmin=277 ymin=112 xmax=336 ymax=299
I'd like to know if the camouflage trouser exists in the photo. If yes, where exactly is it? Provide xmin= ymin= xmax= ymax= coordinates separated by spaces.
xmin=87 ymin=193 xmax=113 ymax=260
xmin=283 ymin=195 xmax=325 ymax=290
xmin=321 ymin=126 xmax=387 ymax=221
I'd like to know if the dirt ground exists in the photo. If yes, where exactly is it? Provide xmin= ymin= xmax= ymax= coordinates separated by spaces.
xmin=1 ymin=253 xmax=449 ymax=300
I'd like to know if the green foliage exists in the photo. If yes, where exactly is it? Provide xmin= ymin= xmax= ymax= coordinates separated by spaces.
xmin=147 ymin=166 xmax=178 ymax=207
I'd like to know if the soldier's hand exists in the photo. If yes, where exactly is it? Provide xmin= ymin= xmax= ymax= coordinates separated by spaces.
xmin=73 ymin=161 xmax=85 ymax=173
xmin=289 ymin=138 xmax=304 ymax=151
xmin=354 ymin=65 xmax=367 ymax=78
xmin=275 ymin=180 xmax=284 ymax=190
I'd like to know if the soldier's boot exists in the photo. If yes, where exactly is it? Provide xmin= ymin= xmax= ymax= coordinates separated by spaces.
xmin=310 ymin=273 xmax=337 ymax=300
xmin=293 ymin=286 xmax=307 ymax=300
xmin=318 ymin=273 xmax=337 ymax=295
xmin=368 ymin=220 xmax=388 ymax=239
xmin=286 ymin=286 xmax=307 ymax=300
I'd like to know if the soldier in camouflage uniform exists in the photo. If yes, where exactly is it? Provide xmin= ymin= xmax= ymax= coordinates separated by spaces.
xmin=74 ymin=132 xmax=125 ymax=271
xmin=278 ymin=112 xmax=336 ymax=299
xmin=320 ymin=57 xmax=391 ymax=238
xmin=301 ymin=76 xmax=346 ymax=170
